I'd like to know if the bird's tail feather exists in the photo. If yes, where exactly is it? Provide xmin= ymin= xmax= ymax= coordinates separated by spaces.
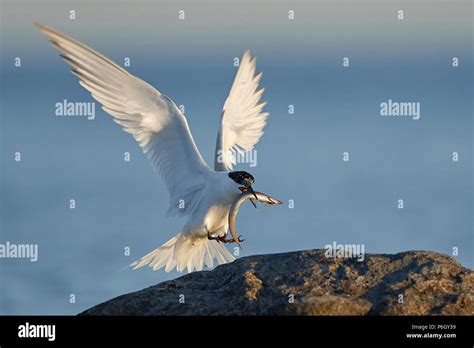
xmin=130 ymin=233 xmax=235 ymax=273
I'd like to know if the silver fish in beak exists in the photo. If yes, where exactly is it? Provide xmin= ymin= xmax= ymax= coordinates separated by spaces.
xmin=228 ymin=191 xmax=282 ymax=249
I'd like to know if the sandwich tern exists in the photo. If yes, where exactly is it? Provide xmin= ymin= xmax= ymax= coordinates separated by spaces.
xmin=37 ymin=23 xmax=274 ymax=273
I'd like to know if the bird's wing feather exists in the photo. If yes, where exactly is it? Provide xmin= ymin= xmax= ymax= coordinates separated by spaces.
xmin=214 ymin=51 xmax=269 ymax=171
xmin=37 ymin=23 xmax=210 ymax=216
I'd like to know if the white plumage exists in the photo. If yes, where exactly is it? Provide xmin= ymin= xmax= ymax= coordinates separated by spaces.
xmin=215 ymin=51 xmax=269 ymax=171
xmin=37 ymin=23 xmax=269 ymax=273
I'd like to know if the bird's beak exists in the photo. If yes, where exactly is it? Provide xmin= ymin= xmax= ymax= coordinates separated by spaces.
xmin=247 ymin=185 xmax=259 ymax=204
xmin=239 ymin=186 xmax=259 ymax=209
xmin=249 ymin=198 xmax=258 ymax=209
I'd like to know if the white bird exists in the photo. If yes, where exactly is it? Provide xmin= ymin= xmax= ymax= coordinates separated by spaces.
xmin=37 ymin=23 xmax=270 ymax=273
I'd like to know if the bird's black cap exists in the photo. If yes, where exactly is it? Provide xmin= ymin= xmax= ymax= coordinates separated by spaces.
xmin=228 ymin=171 xmax=255 ymax=187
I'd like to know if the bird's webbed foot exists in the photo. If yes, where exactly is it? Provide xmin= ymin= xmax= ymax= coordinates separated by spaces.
xmin=218 ymin=235 xmax=245 ymax=244
xmin=205 ymin=225 xmax=228 ymax=243
xmin=205 ymin=225 xmax=244 ymax=244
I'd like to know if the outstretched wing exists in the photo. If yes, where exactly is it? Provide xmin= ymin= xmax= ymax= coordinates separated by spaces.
xmin=37 ymin=23 xmax=211 ymax=216
xmin=214 ymin=51 xmax=269 ymax=171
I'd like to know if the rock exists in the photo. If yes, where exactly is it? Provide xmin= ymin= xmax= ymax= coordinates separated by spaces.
xmin=79 ymin=250 xmax=473 ymax=315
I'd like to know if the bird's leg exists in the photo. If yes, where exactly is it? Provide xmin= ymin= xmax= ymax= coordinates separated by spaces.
xmin=217 ymin=235 xmax=232 ymax=243
xmin=206 ymin=225 xmax=220 ymax=242
xmin=217 ymin=235 xmax=245 ymax=244
xmin=206 ymin=224 xmax=244 ymax=245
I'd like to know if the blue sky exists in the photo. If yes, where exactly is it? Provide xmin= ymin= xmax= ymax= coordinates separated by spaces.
xmin=0 ymin=0 xmax=472 ymax=314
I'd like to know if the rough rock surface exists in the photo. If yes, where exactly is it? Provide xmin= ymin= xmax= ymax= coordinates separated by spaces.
xmin=80 ymin=250 xmax=473 ymax=315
